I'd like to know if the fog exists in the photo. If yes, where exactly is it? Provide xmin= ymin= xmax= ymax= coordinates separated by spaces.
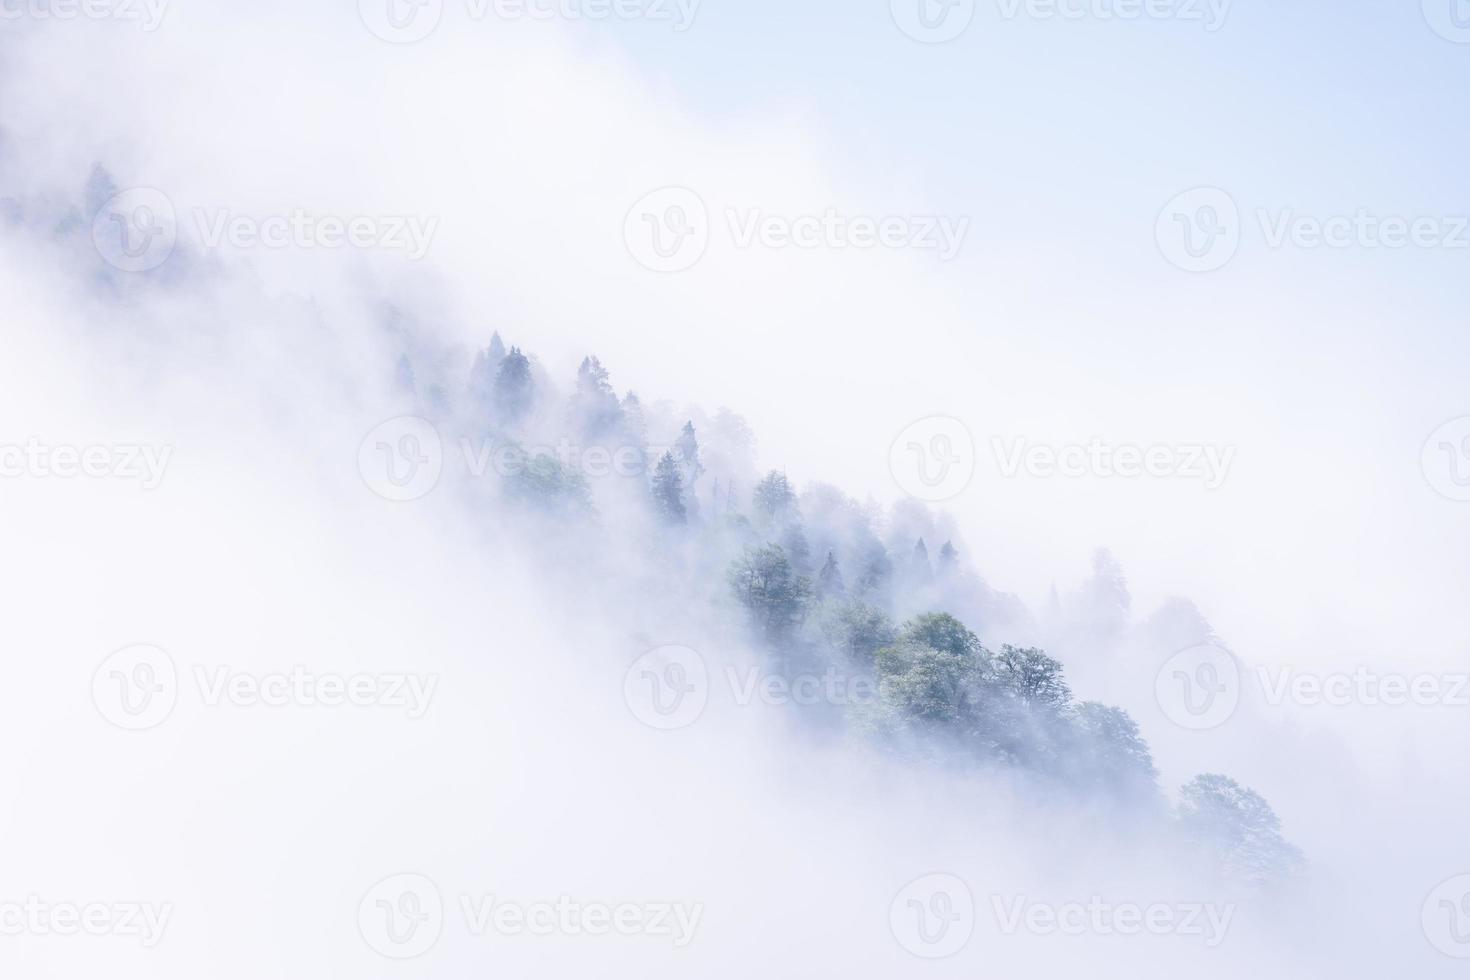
xmin=1 ymin=5 xmax=1467 ymax=977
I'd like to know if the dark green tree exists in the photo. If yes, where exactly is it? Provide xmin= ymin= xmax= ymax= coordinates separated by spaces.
xmin=651 ymin=451 xmax=686 ymax=525
xmin=727 ymin=545 xmax=812 ymax=643
xmin=493 ymin=346 xmax=534 ymax=424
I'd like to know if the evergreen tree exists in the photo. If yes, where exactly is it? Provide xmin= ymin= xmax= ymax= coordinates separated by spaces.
xmin=469 ymin=335 xmax=508 ymax=415
xmin=675 ymin=421 xmax=705 ymax=519
xmin=936 ymin=541 xmax=958 ymax=577
xmin=816 ymin=550 xmax=845 ymax=597
xmin=651 ymin=451 xmax=686 ymax=525
xmin=781 ymin=522 xmax=812 ymax=574
xmin=911 ymin=538 xmax=933 ymax=585
xmin=493 ymin=347 xmax=534 ymax=424
xmin=574 ymin=355 xmax=621 ymax=437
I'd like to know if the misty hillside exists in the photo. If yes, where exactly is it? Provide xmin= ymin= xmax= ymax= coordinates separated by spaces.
xmin=391 ymin=327 xmax=1304 ymax=888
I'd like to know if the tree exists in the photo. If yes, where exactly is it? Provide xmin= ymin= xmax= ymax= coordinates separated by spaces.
xmin=937 ymin=541 xmax=958 ymax=577
xmin=727 ymin=545 xmax=812 ymax=643
xmin=752 ymin=471 xmax=797 ymax=524
xmin=820 ymin=600 xmax=895 ymax=664
xmin=993 ymin=645 xmax=1071 ymax=710
xmin=502 ymin=445 xmax=592 ymax=516
xmin=675 ymin=421 xmax=705 ymax=519
xmin=493 ymin=346 xmax=534 ymax=424
xmin=875 ymin=642 xmax=980 ymax=730
xmin=911 ymin=538 xmax=933 ymax=585
xmin=651 ymin=451 xmax=686 ymax=525
xmin=573 ymin=355 xmax=621 ymax=437
xmin=1178 ymin=774 xmax=1303 ymax=885
xmin=468 ymin=334 xmax=507 ymax=415
xmin=816 ymin=550 xmax=845 ymax=597
xmin=899 ymin=613 xmax=984 ymax=661
xmin=1070 ymin=702 xmax=1157 ymax=800
xmin=780 ymin=522 xmax=812 ymax=574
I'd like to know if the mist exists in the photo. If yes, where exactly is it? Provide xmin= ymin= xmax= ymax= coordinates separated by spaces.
xmin=2 ymin=4 xmax=1468 ymax=977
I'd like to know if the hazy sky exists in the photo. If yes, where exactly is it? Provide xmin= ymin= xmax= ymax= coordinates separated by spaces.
xmin=3 ymin=3 xmax=1470 ymax=976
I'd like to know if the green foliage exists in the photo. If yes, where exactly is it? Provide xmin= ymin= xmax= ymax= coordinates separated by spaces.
xmin=818 ymin=599 xmax=895 ymax=664
xmin=501 ymin=445 xmax=592 ymax=515
xmin=752 ymin=471 xmax=797 ymax=523
xmin=727 ymin=544 xmax=812 ymax=643
xmin=651 ymin=451 xmax=686 ymax=525
xmin=992 ymin=644 xmax=1072 ymax=710
xmin=494 ymin=346 xmax=534 ymax=423
xmin=1179 ymin=774 xmax=1304 ymax=885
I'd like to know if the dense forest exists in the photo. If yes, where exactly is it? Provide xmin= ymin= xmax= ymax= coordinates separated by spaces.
xmin=394 ymin=327 xmax=1304 ymax=888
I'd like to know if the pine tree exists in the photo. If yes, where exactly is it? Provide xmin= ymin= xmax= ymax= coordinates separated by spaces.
xmin=912 ymin=538 xmax=933 ymax=584
xmin=781 ymin=523 xmax=812 ymax=574
xmin=493 ymin=347 xmax=534 ymax=424
xmin=675 ymin=421 xmax=705 ymax=519
xmin=470 ymin=335 xmax=508 ymax=415
xmin=651 ymin=451 xmax=686 ymax=525
xmin=816 ymin=550 xmax=845 ymax=597
xmin=937 ymin=540 xmax=958 ymax=577
xmin=574 ymin=355 xmax=621 ymax=436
